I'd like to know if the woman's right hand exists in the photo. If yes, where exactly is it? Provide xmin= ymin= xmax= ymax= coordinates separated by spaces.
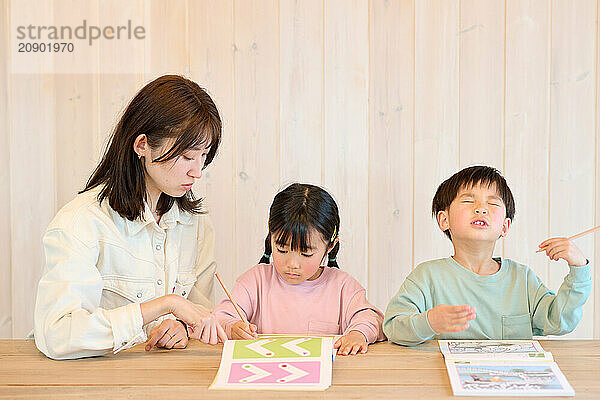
xmin=141 ymin=294 xmax=228 ymax=344
xmin=165 ymin=294 xmax=228 ymax=344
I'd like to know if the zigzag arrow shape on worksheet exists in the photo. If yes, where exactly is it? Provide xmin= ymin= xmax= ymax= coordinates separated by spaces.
xmin=245 ymin=339 xmax=276 ymax=357
xmin=277 ymin=363 xmax=310 ymax=383
xmin=280 ymin=338 xmax=311 ymax=356
xmin=239 ymin=364 xmax=272 ymax=383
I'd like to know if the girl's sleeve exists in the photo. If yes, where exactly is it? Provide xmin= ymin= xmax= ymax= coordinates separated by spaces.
xmin=213 ymin=273 xmax=256 ymax=338
xmin=34 ymin=228 xmax=146 ymax=360
xmin=382 ymin=277 xmax=437 ymax=346
xmin=187 ymin=215 xmax=217 ymax=311
xmin=529 ymin=262 xmax=592 ymax=336
xmin=341 ymin=279 xmax=386 ymax=344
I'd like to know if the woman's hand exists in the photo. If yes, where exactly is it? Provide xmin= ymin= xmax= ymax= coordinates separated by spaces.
xmin=186 ymin=313 xmax=227 ymax=345
xmin=334 ymin=331 xmax=368 ymax=356
xmin=141 ymin=295 xmax=227 ymax=344
xmin=145 ymin=319 xmax=188 ymax=351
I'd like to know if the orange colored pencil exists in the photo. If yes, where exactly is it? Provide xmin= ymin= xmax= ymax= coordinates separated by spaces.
xmin=214 ymin=272 xmax=248 ymax=323
xmin=537 ymin=224 xmax=600 ymax=253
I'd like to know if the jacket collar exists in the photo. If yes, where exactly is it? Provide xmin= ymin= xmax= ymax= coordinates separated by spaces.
xmin=124 ymin=201 xmax=194 ymax=236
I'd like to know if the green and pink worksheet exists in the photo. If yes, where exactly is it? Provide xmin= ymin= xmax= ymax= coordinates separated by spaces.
xmin=210 ymin=337 xmax=333 ymax=390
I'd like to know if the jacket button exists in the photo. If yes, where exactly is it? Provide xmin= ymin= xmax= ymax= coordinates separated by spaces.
xmin=157 ymin=279 xmax=162 ymax=285
xmin=182 ymin=291 xmax=186 ymax=296
xmin=137 ymin=292 xmax=142 ymax=298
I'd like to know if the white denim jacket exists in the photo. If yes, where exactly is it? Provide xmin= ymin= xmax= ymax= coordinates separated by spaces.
xmin=34 ymin=186 xmax=216 ymax=359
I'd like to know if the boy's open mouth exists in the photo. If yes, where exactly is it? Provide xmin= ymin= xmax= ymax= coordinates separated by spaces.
xmin=471 ymin=219 xmax=489 ymax=227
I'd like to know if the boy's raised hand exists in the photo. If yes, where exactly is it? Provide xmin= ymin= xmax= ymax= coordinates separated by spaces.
xmin=427 ymin=304 xmax=476 ymax=334
xmin=538 ymin=237 xmax=588 ymax=267
xmin=334 ymin=330 xmax=368 ymax=356
xmin=231 ymin=321 xmax=258 ymax=340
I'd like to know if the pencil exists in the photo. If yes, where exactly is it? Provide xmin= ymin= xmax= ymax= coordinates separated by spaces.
xmin=214 ymin=272 xmax=248 ymax=323
xmin=537 ymin=224 xmax=600 ymax=253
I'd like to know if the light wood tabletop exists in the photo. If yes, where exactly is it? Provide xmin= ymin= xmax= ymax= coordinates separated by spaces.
xmin=0 ymin=339 xmax=598 ymax=399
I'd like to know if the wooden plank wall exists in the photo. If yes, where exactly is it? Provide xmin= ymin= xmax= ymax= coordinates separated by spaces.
xmin=1 ymin=0 xmax=598 ymax=339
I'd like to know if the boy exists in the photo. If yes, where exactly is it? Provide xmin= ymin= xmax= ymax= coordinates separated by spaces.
xmin=383 ymin=166 xmax=591 ymax=345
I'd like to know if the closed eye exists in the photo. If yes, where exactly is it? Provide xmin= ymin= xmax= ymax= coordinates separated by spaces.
xmin=276 ymin=247 xmax=288 ymax=254
xmin=183 ymin=155 xmax=194 ymax=161
xmin=302 ymin=253 xmax=314 ymax=257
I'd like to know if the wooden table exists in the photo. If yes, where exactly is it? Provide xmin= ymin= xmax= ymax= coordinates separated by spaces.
xmin=0 ymin=339 xmax=598 ymax=399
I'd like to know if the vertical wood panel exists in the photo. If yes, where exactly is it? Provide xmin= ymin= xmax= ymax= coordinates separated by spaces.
xmin=596 ymin=0 xmax=600 ymax=340
xmin=189 ymin=0 xmax=236 ymax=302
xmin=146 ymin=0 xmax=188 ymax=78
xmin=54 ymin=0 xmax=98 ymax=208
xmin=549 ymin=0 xmax=596 ymax=338
xmin=0 ymin=0 xmax=11 ymax=338
xmin=233 ymin=0 xmax=280 ymax=273
xmin=279 ymin=0 xmax=323 ymax=186
xmin=324 ymin=0 xmax=369 ymax=285
xmin=96 ymin=1 xmax=145 ymax=163
xmin=10 ymin=0 xmax=56 ymax=336
xmin=368 ymin=0 xmax=414 ymax=311
xmin=413 ymin=0 xmax=459 ymax=265
xmin=459 ymin=0 xmax=504 ymax=170
xmin=504 ymin=0 xmax=550 ymax=283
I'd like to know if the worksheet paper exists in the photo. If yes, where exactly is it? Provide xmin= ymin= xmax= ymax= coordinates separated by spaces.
xmin=439 ymin=340 xmax=553 ymax=362
xmin=445 ymin=360 xmax=575 ymax=397
xmin=210 ymin=337 xmax=333 ymax=391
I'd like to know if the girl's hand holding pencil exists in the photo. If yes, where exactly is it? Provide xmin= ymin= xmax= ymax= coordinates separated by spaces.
xmin=231 ymin=321 xmax=258 ymax=340
xmin=215 ymin=272 xmax=257 ymax=340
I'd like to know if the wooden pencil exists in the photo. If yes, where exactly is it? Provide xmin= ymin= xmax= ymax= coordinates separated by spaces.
xmin=537 ymin=224 xmax=600 ymax=252
xmin=214 ymin=272 xmax=248 ymax=323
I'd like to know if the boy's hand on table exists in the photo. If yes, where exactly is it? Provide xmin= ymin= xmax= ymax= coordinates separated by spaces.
xmin=538 ymin=237 xmax=588 ymax=267
xmin=334 ymin=331 xmax=368 ymax=355
xmin=427 ymin=304 xmax=476 ymax=334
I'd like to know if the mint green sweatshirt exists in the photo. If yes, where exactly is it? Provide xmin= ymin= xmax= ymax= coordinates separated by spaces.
xmin=383 ymin=257 xmax=592 ymax=346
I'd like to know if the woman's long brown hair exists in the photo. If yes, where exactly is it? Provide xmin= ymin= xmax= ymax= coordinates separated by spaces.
xmin=82 ymin=75 xmax=222 ymax=221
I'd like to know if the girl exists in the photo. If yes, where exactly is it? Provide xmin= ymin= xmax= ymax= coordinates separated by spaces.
xmin=214 ymin=183 xmax=386 ymax=355
xmin=34 ymin=75 xmax=227 ymax=360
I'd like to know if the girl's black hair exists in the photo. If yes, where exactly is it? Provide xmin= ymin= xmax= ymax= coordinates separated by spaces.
xmin=258 ymin=183 xmax=340 ymax=268
xmin=81 ymin=74 xmax=222 ymax=221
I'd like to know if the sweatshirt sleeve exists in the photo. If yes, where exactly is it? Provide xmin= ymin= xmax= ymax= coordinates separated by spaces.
xmin=34 ymin=228 xmax=146 ymax=360
xmin=341 ymin=284 xmax=386 ymax=343
xmin=213 ymin=272 xmax=256 ymax=338
xmin=383 ymin=277 xmax=437 ymax=346
xmin=530 ymin=262 xmax=592 ymax=336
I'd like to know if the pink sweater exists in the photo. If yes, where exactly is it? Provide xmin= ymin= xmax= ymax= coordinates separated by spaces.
xmin=214 ymin=264 xmax=386 ymax=343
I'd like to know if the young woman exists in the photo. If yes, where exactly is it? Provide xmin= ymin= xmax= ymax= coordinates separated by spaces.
xmin=34 ymin=75 xmax=227 ymax=359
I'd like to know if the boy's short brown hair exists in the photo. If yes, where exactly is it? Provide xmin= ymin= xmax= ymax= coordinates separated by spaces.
xmin=432 ymin=165 xmax=515 ymax=239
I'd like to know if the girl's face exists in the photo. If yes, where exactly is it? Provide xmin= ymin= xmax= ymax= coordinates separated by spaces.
xmin=271 ymin=228 xmax=335 ymax=284
xmin=136 ymin=135 xmax=209 ymax=201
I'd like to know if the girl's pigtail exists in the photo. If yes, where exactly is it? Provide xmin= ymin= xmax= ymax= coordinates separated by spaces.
xmin=327 ymin=241 xmax=340 ymax=269
xmin=258 ymin=234 xmax=272 ymax=264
